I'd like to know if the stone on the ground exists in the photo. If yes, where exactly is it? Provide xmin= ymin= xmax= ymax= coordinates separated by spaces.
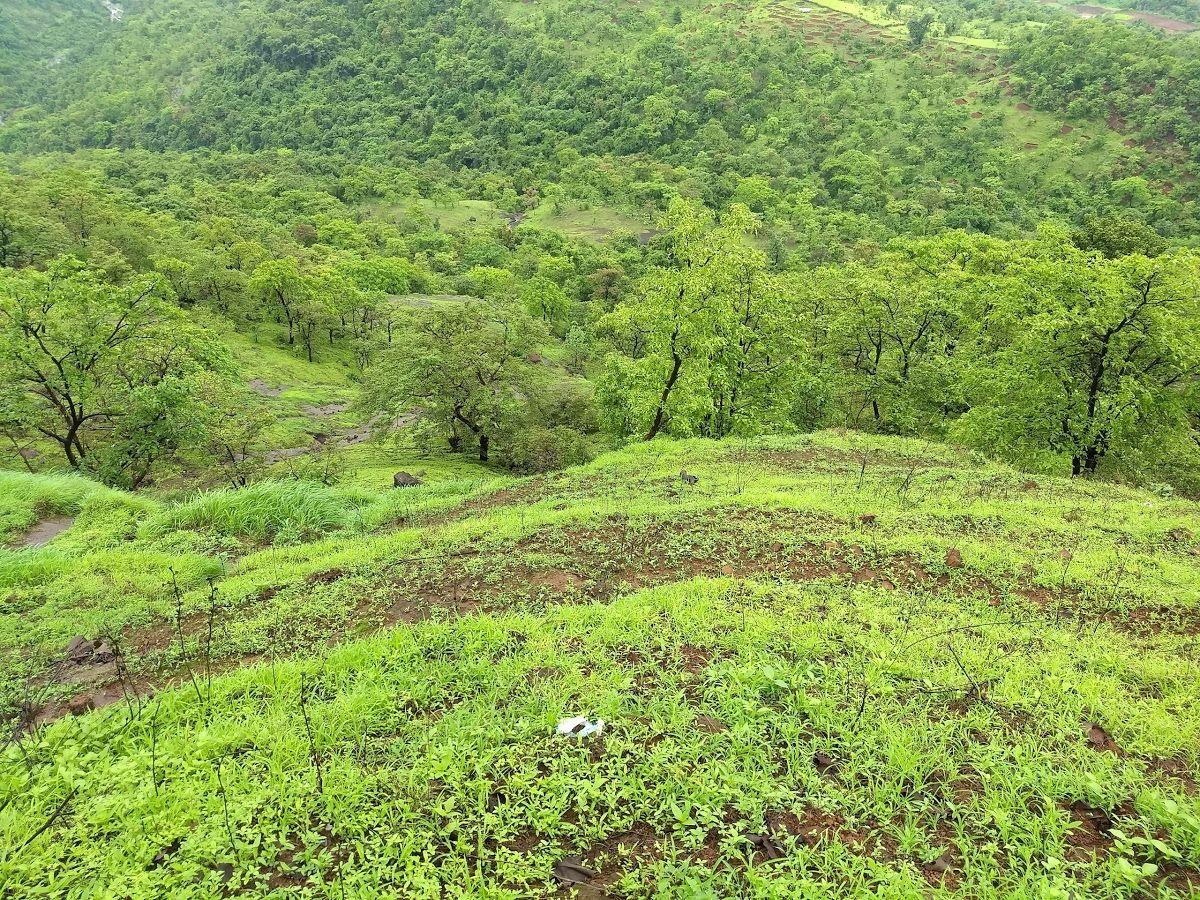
xmin=91 ymin=642 xmax=116 ymax=664
xmin=66 ymin=635 xmax=93 ymax=663
xmin=393 ymin=471 xmax=423 ymax=488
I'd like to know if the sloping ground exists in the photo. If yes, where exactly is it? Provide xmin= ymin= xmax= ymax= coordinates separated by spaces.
xmin=1 ymin=432 xmax=1199 ymax=896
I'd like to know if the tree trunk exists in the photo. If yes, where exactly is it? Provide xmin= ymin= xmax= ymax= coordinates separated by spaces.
xmin=478 ymin=433 xmax=489 ymax=462
xmin=644 ymin=340 xmax=684 ymax=441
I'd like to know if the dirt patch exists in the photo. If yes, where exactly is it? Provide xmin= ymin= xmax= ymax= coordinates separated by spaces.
xmin=739 ymin=445 xmax=951 ymax=473
xmin=301 ymin=402 xmax=350 ymax=418
xmin=578 ymin=822 xmax=662 ymax=891
xmin=370 ymin=508 xmax=963 ymax=620
xmin=247 ymin=379 xmax=285 ymax=398
xmin=1062 ymin=801 xmax=1116 ymax=861
xmin=1144 ymin=756 xmax=1196 ymax=794
xmin=16 ymin=515 xmax=74 ymax=548
xmin=1086 ymin=722 xmax=1122 ymax=754
xmin=679 ymin=644 xmax=712 ymax=674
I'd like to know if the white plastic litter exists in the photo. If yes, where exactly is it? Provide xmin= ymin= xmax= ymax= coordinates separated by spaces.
xmin=556 ymin=716 xmax=605 ymax=738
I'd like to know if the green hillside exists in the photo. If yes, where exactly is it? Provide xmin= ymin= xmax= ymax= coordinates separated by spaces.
xmin=2 ymin=0 xmax=1199 ymax=896
xmin=3 ymin=434 xmax=1200 ymax=896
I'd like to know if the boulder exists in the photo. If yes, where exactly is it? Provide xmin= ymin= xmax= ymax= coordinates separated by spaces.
xmin=393 ymin=471 xmax=423 ymax=488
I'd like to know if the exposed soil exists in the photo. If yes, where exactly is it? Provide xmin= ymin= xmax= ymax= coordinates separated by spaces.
xmin=247 ymin=379 xmax=285 ymax=398
xmin=1062 ymin=800 xmax=1117 ymax=861
xmin=1057 ymin=1 xmax=1196 ymax=30
xmin=301 ymin=402 xmax=350 ymax=417
xmin=16 ymin=516 xmax=74 ymax=548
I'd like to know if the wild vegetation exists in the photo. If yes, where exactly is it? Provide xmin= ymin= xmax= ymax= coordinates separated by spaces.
xmin=1 ymin=0 xmax=1198 ymax=895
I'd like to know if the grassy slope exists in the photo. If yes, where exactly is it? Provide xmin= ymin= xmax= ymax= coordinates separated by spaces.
xmin=2 ymin=432 xmax=1199 ymax=896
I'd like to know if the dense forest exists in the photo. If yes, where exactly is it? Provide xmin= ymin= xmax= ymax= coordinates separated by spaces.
xmin=3 ymin=0 xmax=1199 ymax=490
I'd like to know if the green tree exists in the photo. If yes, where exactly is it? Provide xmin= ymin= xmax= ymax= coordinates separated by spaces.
xmin=0 ymin=261 xmax=229 ymax=484
xmin=960 ymin=249 xmax=1200 ymax=476
xmin=597 ymin=200 xmax=763 ymax=440
xmin=521 ymin=275 xmax=571 ymax=331
xmin=362 ymin=302 xmax=545 ymax=462
xmin=249 ymin=258 xmax=313 ymax=346
xmin=907 ymin=12 xmax=935 ymax=46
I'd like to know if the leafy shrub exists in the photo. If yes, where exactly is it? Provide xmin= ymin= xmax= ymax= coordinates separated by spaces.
xmin=504 ymin=426 xmax=593 ymax=474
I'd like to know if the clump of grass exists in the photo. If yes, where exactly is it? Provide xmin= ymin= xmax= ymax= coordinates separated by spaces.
xmin=0 ymin=549 xmax=69 ymax=589
xmin=0 ymin=470 xmax=115 ymax=539
xmin=140 ymin=481 xmax=358 ymax=543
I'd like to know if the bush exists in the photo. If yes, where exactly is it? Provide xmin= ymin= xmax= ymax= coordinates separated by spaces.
xmin=504 ymin=426 xmax=593 ymax=474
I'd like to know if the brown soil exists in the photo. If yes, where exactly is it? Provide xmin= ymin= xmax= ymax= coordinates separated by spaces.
xmin=1062 ymin=801 xmax=1117 ymax=861
xmin=367 ymin=509 xmax=976 ymax=623
xmin=15 ymin=516 xmax=74 ymax=548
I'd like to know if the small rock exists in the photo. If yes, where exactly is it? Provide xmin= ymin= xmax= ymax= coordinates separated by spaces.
xmin=66 ymin=635 xmax=93 ymax=663
xmin=929 ymin=849 xmax=954 ymax=874
xmin=696 ymin=714 xmax=728 ymax=733
xmin=553 ymin=856 xmax=596 ymax=885
xmin=91 ymin=642 xmax=116 ymax=665
xmin=813 ymin=751 xmax=836 ymax=775
xmin=393 ymin=471 xmax=423 ymax=488
xmin=945 ymin=548 xmax=964 ymax=569
xmin=1086 ymin=723 xmax=1119 ymax=753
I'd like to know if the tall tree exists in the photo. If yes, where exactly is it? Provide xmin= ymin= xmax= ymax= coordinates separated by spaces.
xmin=598 ymin=199 xmax=762 ymax=440
xmin=961 ymin=249 xmax=1200 ymax=476
xmin=0 ymin=261 xmax=229 ymax=484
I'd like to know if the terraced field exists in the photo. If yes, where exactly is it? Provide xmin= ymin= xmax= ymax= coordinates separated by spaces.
xmin=2 ymin=433 xmax=1198 ymax=896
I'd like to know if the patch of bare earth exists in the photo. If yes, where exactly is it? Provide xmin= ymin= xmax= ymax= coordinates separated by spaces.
xmin=362 ymin=508 xmax=987 ymax=625
xmin=14 ymin=515 xmax=74 ymax=548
